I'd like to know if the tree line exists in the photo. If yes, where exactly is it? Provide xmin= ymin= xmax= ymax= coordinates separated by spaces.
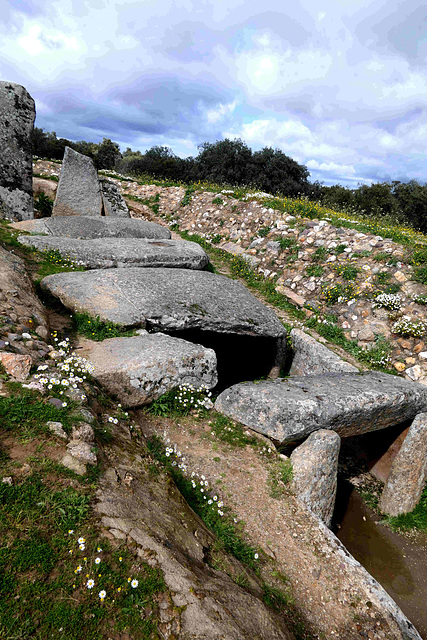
xmin=33 ymin=128 xmax=427 ymax=234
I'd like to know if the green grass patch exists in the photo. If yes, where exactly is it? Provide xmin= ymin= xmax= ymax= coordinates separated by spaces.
xmin=384 ymin=483 xmax=427 ymax=531
xmin=146 ymin=384 xmax=212 ymax=417
xmin=210 ymin=414 xmax=259 ymax=447
xmin=73 ymin=312 xmax=137 ymax=341
xmin=0 ymin=472 xmax=166 ymax=639
xmin=0 ymin=385 xmax=74 ymax=438
xmin=306 ymin=264 xmax=324 ymax=278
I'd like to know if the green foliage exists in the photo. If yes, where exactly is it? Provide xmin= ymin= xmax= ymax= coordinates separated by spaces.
xmin=306 ymin=264 xmax=324 ymax=277
xmin=146 ymin=384 xmax=212 ymax=417
xmin=385 ymin=482 xmax=427 ymax=531
xmin=34 ymin=192 xmax=54 ymax=217
xmin=210 ymin=414 xmax=258 ymax=447
xmin=0 ymin=386 xmax=72 ymax=438
xmin=211 ymin=233 xmax=223 ymax=244
xmin=181 ymin=186 xmax=195 ymax=206
xmin=212 ymin=196 xmax=223 ymax=205
xmin=278 ymin=237 xmax=298 ymax=252
xmin=35 ymin=248 xmax=87 ymax=281
xmin=73 ymin=312 xmax=136 ymax=341
xmin=413 ymin=265 xmax=427 ymax=285
xmin=335 ymin=264 xmax=358 ymax=280
xmin=312 ymin=246 xmax=327 ymax=262
xmin=374 ymin=271 xmax=391 ymax=285
xmin=322 ymin=282 xmax=358 ymax=305
xmin=258 ymin=226 xmax=271 ymax=237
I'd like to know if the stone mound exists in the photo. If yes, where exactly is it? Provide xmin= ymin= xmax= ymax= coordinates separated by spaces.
xmin=11 ymin=216 xmax=171 ymax=239
xmin=99 ymin=178 xmax=130 ymax=217
xmin=214 ymin=371 xmax=427 ymax=446
xmin=18 ymin=236 xmax=208 ymax=269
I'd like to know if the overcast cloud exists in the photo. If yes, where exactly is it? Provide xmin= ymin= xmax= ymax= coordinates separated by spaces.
xmin=1 ymin=0 xmax=426 ymax=187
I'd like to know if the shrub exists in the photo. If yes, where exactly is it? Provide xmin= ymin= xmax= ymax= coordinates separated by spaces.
xmin=392 ymin=317 xmax=427 ymax=338
xmin=372 ymin=293 xmax=402 ymax=311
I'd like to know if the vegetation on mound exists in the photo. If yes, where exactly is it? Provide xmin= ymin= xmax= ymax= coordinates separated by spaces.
xmin=73 ymin=312 xmax=137 ymax=341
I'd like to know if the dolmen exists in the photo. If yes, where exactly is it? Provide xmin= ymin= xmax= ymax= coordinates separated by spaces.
xmin=11 ymin=216 xmax=172 ymax=239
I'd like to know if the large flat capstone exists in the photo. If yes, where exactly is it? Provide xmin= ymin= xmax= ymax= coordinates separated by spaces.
xmin=18 ymin=236 xmax=208 ymax=269
xmin=40 ymin=268 xmax=285 ymax=337
xmin=82 ymin=333 xmax=218 ymax=407
xmin=0 ymin=81 xmax=35 ymax=221
xmin=214 ymin=372 xmax=427 ymax=446
xmin=53 ymin=147 xmax=103 ymax=217
xmin=11 ymin=216 xmax=171 ymax=239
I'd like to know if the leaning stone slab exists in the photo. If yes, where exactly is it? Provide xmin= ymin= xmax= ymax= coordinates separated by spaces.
xmin=53 ymin=147 xmax=103 ymax=217
xmin=380 ymin=413 xmax=427 ymax=516
xmin=215 ymin=372 xmax=427 ymax=446
xmin=289 ymin=328 xmax=358 ymax=376
xmin=83 ymin=333 xmax=218 ymax=407
xmin=290 ymin=429 xmax=340 ymax=527
xmin=40 ymin=268 xmax=285 ymax=338
xmin=99 ymin=178 xmax=129 ymax=217
xmin=11 ymin=215 xmax=171 ymax=239
xmin=18 ymin=236 xmax=209 ymax=270
xmin=0 ymin=81 xmax=35 ymax=220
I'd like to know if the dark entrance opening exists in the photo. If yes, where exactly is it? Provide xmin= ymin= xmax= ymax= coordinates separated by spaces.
xmin=162 ymin=328 xmax=281 ymax=392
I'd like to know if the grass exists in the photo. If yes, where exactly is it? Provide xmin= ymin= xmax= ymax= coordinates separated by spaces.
xmin=0 ymin=384 xmax=74 ymax=438
xmin=146 ymin=384 xmax=212 ymax=417
xmin=385 ymin=483 xmax=427 ymax=531
xmin=210 ymin=414 xmax=259 ymax=447
xmin=0 ymin=473 xmax=166 ymax=640
xmin=73 ymin=312 xmax=137 ymax=341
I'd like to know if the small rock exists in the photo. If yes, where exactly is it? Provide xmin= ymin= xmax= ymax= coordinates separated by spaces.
xmin=0 ymin=352 xmax=32 ymax=380
xmin=394 ymin=362 xmax=406 ymax=372
xmin=48 ymin=397 xmax=64 ymax=409
xmin=2 ymin=476 xmax=13 ymax=485
xmin=61 ymin=453 xmax=87 ymax=475
xmin=66 ymin=441 xmax=97 ymax=464
xmin=394 ymin=271 xmax=407 ymax=283
xmin=35 ymin=325 xmax=49 ymax=340
xmin=71 ymin=423 xmax=94 ymax=443
xmin=405 ymin=365 xmax=423 ymax=381
xmin=47 ymin=421 xmax=68 ymax=439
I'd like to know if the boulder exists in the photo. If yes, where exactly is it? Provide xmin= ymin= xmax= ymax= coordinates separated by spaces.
xmin=32 ymin=177 xmax=57 ymax=200
xmin=380 ymin=413 xmax=427 ymax=516
xmin=82 ymin=333 xmax=218 ymax=407
xmin=290 ymin=429 xmax=341 ymax=527
xmin=0 ymin=352 xmax=32 ymax=381
xmin=52 ymin=147 xmax=103 ymax=217
xmin=18 ymin=236 xmax=209 ymax=270
xmin=99 ymin=178 xmax=129 ymax=217
xmin=40 ymin=268 xmax=285 ymax=337
xmin=214 ymin=372 xmax=427 ymax=446
xmin=289 ymin=328 xmax=358 ymax=376
xmin=11 ymin=215 xmax=171 ymax=239
xmin=0 ymin=81 xmax=35 ymax=220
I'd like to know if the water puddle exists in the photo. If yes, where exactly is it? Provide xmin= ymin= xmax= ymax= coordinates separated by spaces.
xmin=335 ymin=488 xmax=427 ymax=639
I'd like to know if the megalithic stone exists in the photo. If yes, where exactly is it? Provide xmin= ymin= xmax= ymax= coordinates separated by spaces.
xmin=53 ymin=146 xmax=103 ymax=217
xmin=0 ymin=81 xmax=35 ymax=221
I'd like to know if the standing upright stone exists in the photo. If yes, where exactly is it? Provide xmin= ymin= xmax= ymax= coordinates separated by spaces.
xmin=53 ymin=147 xmax=103 ymax=217
xmin=380 ymin=413 xmax=427 ymax=516
xmin=99 ymin=178 xmax=130 ymax=217
xmin=290 ymin=429 xmax=341 ymax=527
xmin=0 ymin=81 xmax=35 ymax=221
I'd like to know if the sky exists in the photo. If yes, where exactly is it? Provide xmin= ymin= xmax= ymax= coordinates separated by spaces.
xmin=1 ymin=0 xmax=427 ymax=188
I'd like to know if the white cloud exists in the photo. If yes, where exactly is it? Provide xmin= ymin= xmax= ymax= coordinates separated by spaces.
xmin=206 ymin=100 xmax=237 ymax=124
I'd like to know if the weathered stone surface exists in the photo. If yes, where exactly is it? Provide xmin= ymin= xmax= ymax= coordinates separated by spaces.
xmin=289 ymin=328 xmax=359 ymax=376
xmin=99 ymin=178 xmax=130 ymax=217
xmin=11 ymin=215 xmax=171 ymax=239
xmin=40 ymin=268 xmax=285 ymax=337
xmin=18 ymin=235 xmax=209 ymax=270
xmin=370 ymin=427 xmax=409 ymax=483
xmin=0 ymin=352 xmax=32 ymax=380
xmin=215 ymin=372 xmax=427 ymax=446
xmin=71 ymin=422 xmax=94 ymax=443
xmin=290 ymin=429 xmax=341 ymax=527
xmin=60 ymin=453 xmax=86 ymax=475
xmin=96 ymin=435 xmax=295 ymax=640
xmin=53 ymin=147 xmax=103 ymax=217
xmin=46 ymin=421 xmax=68 ymax=439
xmin=32 ymin=177 xmax=57 ymax=200
xmin=83 ymin=333 xmax=217 ymax=407
xmin=380 ymin=413 xmax=427 ymax=516
xmin=0 ymin=81 xmax=35 ymax=220
xmin=66 ymin=440 xmax=97 ymax=465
